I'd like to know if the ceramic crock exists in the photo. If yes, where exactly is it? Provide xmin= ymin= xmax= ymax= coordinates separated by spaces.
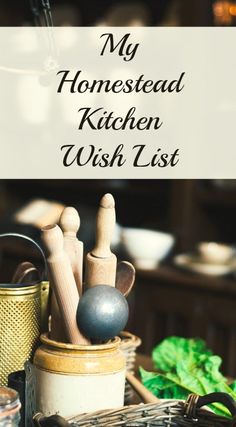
xmin=33 ymin=334 xmax=126 ymax=418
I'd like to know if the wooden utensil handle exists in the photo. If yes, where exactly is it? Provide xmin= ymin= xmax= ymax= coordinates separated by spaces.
xmin=63 ymin=239 xmax=83 ymax=295
xmin=59 ymin=207 xmax=83 ymax=295
xmin=42 ymin=224 xmax=90 ymax=345
xmin=47 ymin=257 xmax=89 ymax=345
xmin=50 ymin=291 xmax=67 ymax=343
xmin=126 ymin=372 xmax=159 ymax=404
xmin=59 ymin=207 xmax=80 ymax=238
xmin=92 ymin=193 xmax=116 ymax=258
xmin=85 ymin=252 xmax=117 ymax=288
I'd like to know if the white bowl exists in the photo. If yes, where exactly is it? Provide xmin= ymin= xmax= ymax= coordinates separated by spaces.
xmin=197 ymin=242 xmax=235 ymax=265
xmin=121 ymin=228 xmax=175 ymax=269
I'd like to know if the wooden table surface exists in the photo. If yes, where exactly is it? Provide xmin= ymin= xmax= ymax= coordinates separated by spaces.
xmin=133 ymin=264 xmax=236 ymax=377
xmin=137 ymin=264 xmax=236 ymax=296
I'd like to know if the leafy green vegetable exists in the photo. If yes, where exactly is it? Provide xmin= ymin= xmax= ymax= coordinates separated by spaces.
xmin=140 ymin=336 xmax=236 ymax=417
xmin=230 ymin=381 xmax=236 ymax=393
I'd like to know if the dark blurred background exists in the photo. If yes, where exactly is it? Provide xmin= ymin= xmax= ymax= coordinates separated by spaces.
xmin=1 ymin=180 xmax=236 ymax=253
xmin=1 ymin=0 xmax=236 ymax=27
xmin=0 ymin=179 xmax=236 ymax=377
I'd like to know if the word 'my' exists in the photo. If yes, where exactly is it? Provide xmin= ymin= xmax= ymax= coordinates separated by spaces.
xmin=100 ymin=33 xmax=139 ymax=62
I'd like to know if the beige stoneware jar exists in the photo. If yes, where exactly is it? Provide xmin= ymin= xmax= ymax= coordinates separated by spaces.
xmin=33 ymin=334 xmax=126 ymax=418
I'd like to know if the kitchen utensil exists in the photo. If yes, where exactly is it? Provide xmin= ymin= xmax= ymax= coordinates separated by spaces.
xmin=33 ymin=334 xmax=125 ymax=418
xmin=116 ymin=261 xmax=135 ymax=297
xmin=125 ymin=372 xmax=159 ymax=404
xmin=12 ymin=262 xmax=40 ymax=285
xmin=76 ymin=285 xmax=129 ymax=341
xmin=0 ymin=283 xmax=43 ymax=387
xmin=50 ymin=293 xmax=67 ymax=343
xmin=121 ymin=228 xmax=174 ymax=269
xmin=59 ymin=207 xmax=83 ymax=295
xmin=41 ymin=224 xmax=90 ymax=345
xmin=85 ymin=194 xmax=117 ymax=287
xmin=50 ymin=206 xmax=83 ymax=342
xmin=174 ymin=253 xmax=236 ymax=276
xmin=0 ymin=233 xmax=50 ymax=386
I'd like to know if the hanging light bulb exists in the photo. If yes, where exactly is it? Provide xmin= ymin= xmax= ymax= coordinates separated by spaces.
xmin=229 ymin=3 xmax=236 ymax=15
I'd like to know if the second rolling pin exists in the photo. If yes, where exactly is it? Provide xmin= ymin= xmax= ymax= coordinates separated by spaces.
xmin=51 ymin=207 xmax=83 ymax=341
xmin=59 ymin=206 xmax=83 ymax=296
xmin=85 ymin=193 xmax=117 ymax=288
xmin=42 ymin=224 xmax=90 ymax=345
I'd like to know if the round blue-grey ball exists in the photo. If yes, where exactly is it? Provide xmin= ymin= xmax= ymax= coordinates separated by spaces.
xmin=77 ymin=285 xmax=129 ymax=341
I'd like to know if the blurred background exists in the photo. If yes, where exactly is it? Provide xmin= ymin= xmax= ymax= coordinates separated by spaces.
xmin=1 ymin=179 xmax=236 ymax=376
xmin=1 ymin=0 xmax=236 ymax=27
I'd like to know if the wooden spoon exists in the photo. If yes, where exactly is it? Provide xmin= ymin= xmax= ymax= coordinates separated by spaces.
xmin=116 ymin=261 xmax=135 ymax=297
xmin=12 ymin=261 xmax=40 ymax=284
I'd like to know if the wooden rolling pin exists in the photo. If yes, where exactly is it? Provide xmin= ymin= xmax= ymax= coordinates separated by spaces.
xmin=41 ymin=224 xmax=90 ymax=345
xmin=50 ymin=292 xmax=67 ymax=343
xmin=59 ymin=207 xmax=83 ymax=296
xmin=126 ymin=372 xmax=159 ymax=404
xmin=50 ymin=207 xmax=83 ymax=342
xmin=85 ymin=193 xmax=117 ymax=288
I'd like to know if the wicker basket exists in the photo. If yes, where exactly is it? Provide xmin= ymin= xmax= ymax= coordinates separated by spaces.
xmin=119 ymin=331 xmax=142 ymax=403
xmin=33 ymin=392 xmax=236 ymax=426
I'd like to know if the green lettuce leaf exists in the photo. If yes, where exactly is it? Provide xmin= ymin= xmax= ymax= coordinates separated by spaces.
xmin=152 ymin=336 xmax=211 ymax=372
xmin=140 ymin=336 xmax=236 ymax=417
xmin=229 ymin=381 xmax=236 ymax=393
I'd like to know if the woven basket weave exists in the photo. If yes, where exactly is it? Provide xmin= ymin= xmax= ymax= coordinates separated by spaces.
xmin=34 ymin=393 xmax=236 ymax=427
xmin=119 ymin=331 xmax=142 ymax=403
